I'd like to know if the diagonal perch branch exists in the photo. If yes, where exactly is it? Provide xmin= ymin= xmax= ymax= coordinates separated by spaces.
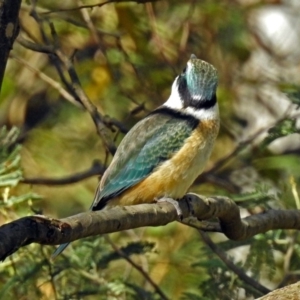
xmin=1 ymin=194 xmax=300 ymax=261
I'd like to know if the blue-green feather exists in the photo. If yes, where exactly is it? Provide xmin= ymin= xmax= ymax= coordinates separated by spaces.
xmin=93 ymin=108 xmax=198 ymax=209
xmin=52 ymin=56 xmax=219 ymax=259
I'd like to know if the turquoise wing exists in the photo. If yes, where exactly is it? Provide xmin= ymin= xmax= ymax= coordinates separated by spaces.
xmin=53 ymin=109 xmax=197 ymax=258
xmin=92 ymin=108 xmax=198 ymax=210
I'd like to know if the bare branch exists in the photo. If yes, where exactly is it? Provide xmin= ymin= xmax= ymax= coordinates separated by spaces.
xmin=54 ymin=47 xmax=117 ymax=154
xmin=200 ymin=109 xmax=295 ymax=180
xmin=18 ymin=36 xmax=129 ymax=135
xmin=11 ymin=52 xmax=83 ymax=109
xmin=1 ymin=194 xmax=300 ymax=261
xmin=105 ymin=236 xmax=169 ymax=300
xmin=78 ymin=0 xmax=102 ymax=45
xmin=20 ymin=8 xmax=117 ymax=154
xmin=199 ymin=231 xmax=270 ymax=295
xmin=17 ymin=36 xmax=55 ymax=54
xmin=41 ymin=0 xmax=161 ymax=15
xmin=21 ymin=160 xmax=105 ymax=186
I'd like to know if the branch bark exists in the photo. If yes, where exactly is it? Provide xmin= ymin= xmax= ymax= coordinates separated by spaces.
xmin=1 ymin=193 xmax=300 ymax=261
xmin=0 ymin=0 xmax=21 ymax=94
xmin=256 ymin=281 xmax=300 ymax=300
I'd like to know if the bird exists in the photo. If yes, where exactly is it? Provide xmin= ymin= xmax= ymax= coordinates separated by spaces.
xmin=52 ymin=54 xmax=220 ymax=259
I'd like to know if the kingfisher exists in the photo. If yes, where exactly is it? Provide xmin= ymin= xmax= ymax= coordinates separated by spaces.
xmin=52 ymin=54 xmax=219 ymax=258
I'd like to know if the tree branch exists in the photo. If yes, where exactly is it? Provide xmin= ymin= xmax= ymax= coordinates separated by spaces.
xmin=41 ymin=0 xmax=161 ymax=15
xmin=20 ymin=8 xmax=117 ymax=154
xmin=10 ymin=52 xmax=83 ymax=109
xmin=21 ymin=160 xmax=105 ymax=186
xmin=1 ymin=194 xmax=300 ymax=261
xmin=199 ymin=231 xmax=271 ymax=295
xmin=104 ymin=235 xmax=169 ymax=300
xmin=0 ymin=194 xmax=300 ymax=260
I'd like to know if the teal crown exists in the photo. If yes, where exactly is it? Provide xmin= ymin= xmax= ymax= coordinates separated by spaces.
xmin=178 ymin=54 xmax=218 ymax=108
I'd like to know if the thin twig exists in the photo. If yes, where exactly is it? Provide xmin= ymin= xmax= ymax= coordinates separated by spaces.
xmin=145 ymin=2 xmax=175 ymax=73
xmin=200 ymin=107 xmax=295 ymax=179
xmin=17 ymin=36 xmax=55 ymax=54
xmin=27 ymin=5 xmax=117 ymax=154
xmin=29 ymin=4 xmax=82 ymax=104
xmin=283 ymin=235 xmax=296 ymax=274
xmin=104 ymin=236 xmax=169 ymax=300
xmin=199 ymin=231 xmax=270 ymax=295
xmin=40 ymin=247 xmax=58 ymax=300
xmin=56 ymin=49 xmax=117 ymax=154
xmin=21 ymin=161 xmax=105 ymax=186
xmin=78 ymin=0 xmax=101 ymax=45
xmin=11 ymin=52 xmax=83 ymax=109
xmin=102 ymin=115 xmax=129 ymax=134
xmin=41 ymin=0 xmax=160 ymax=15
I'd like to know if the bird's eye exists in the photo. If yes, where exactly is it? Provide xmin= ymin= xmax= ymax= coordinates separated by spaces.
xmin=182 ymin=67 xmax=186 ymax=74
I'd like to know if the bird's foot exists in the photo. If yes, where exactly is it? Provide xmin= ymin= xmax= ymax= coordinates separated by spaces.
xmin=155 ymin=197 xmax=183 ymax=220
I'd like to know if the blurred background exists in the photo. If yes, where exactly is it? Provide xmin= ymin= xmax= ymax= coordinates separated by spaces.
xmin=1 ymin=0 xmax=300 ymax=299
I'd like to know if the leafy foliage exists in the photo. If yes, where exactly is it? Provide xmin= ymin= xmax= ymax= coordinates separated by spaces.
xmin=1 ymin=0 xmax=300 ymax=299
xmin=0 ymin=127 xmax=41 ymax=208
xmin=244 ymin=233 xmax=276 ymax=281
xmin=261 ymin=118 xmax=299 ymax=149
xmin=279 ymin=83 xmax=300 ymax=107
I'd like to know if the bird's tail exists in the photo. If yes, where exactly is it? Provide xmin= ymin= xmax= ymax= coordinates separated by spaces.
xmin=51 ymin=186 xmax=104 ymax=260
xmin=51 ymin=243 xmax=70 ymax=260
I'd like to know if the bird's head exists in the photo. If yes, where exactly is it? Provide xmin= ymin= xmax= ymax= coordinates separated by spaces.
xmin=165 ymin=55 xmax=218 ymax=117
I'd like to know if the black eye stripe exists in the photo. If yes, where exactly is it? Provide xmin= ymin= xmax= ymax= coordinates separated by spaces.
xmin=177 ymin=76 xmax=191 ymax=107
xmin=177 ymin=76 xmax=217 ymax=110
xmin=182 ymin=67 xmax=186 ymax=74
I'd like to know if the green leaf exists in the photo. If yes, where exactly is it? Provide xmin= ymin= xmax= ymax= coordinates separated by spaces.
xmin=260 ymin=118 xmax=299 ymax=149
xmin=254 ymin=155 xmax=300 ymax=174
xmin=0 ymin=193 xmax=42 ymax=207
xmin=279 ymin=83 xmax=300 ymax=106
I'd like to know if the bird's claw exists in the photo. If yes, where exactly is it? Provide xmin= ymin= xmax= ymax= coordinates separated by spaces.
xmin=156 ymin=197 xmax=183 ymax=220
